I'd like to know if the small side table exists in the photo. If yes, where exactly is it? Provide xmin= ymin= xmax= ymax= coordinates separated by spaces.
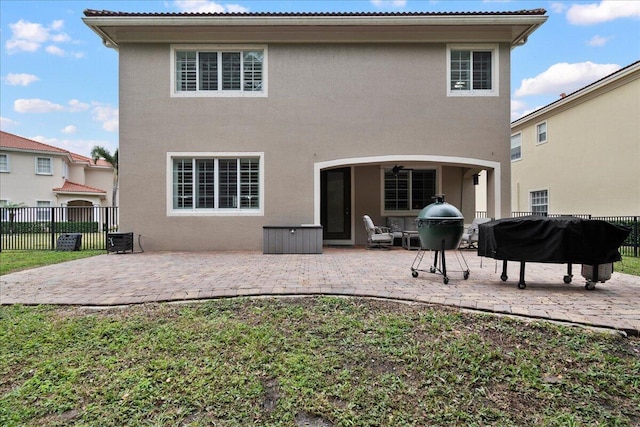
xmin=402 ymin=231 xmax=420 ymax=250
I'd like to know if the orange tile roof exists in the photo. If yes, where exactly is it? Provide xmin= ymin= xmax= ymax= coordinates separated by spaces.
xmin=0 ymin=131 xmax=112 ymax=167
xmin=53 ymin=180 xmax=107 ymax=194
xmin=0 ymin=130 xmax=69 ymax=154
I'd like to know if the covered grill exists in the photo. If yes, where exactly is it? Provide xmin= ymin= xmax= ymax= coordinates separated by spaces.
xmin=478 ymin=216 xmax=630 ymax=289
xmin=411 ymin=196 xmax=469 ymax=283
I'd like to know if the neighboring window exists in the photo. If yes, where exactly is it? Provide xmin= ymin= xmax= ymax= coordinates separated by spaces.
xmin=0 ymin=154 xmax=9 ymax=172
xmin=173 ymin=45 xmax=266 ymax=97
xmin=36 ymin=157 xmax=52 ymax=175
xmin=36 ymin=200 xmax=51 ymax=221
xmin=448 ymin=44 xmax=498 ymax=96
xmin=536 ymin=121 xmax=547 ymax=144
xmin=0 ymin=200 xmax=7 ymax=221
xmin=384 ymin=169 xmax=436 ymax=211
xmin=511 ymin=133 xmax=522 ymax=161
xmin=170 ymin=154 xmax=262 ymax=214
xmin=530 ymin=190 xmax=548 ymax=215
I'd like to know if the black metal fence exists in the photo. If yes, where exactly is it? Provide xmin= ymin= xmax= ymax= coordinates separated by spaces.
xmin=477 ymin=211 xmax=639 ymax=257
xmin=0 ymin=206 xmax=118 ymax=251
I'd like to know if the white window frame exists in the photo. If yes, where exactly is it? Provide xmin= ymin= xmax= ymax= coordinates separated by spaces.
xmin=36 ymin=200 xmax=52 ymax=221
xmin=447 ymin=44 xmax=499 ymax=97
xmin=530 ymin=189 xmax=548 ymax=215
xmin=166 ymin=152 xmax=264 ymax=216
xmin=0 ymin=153 xmax=9 ymax=172
xmin=511 ymin=132 xmax=522 ymax=162
xmin=381 ymin=166 xmax=441 ymax=216
xmin=35 ymin=156 xmax=53 ymax=175
xmin=170 ymin=44 xmax=268 ymax=98
xmin=536 ymin=121 xmax=548 ymax=145
xmin=0 ymin=200 xmax=8 ymax=221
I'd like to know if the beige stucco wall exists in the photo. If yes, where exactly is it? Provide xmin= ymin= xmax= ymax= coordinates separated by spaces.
xmin=512 ymin=75 xmax=639 ymax=216
xmin=118 ymin=42 xmax=512 ymax=250
xmin=0 ymin=151 xmax=64 ymax=205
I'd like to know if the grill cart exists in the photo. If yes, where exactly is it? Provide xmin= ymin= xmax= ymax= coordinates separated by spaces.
xmin=410 ymin=196 xmax=470 ymax=284
xmin=478 ymin=216 xmax=630 ymax=290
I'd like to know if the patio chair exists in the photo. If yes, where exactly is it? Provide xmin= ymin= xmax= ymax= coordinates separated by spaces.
xmin=459 ymin=217 xmax=493 ymax=249
xmin=362 ymin=215 xmax=394 ymax=249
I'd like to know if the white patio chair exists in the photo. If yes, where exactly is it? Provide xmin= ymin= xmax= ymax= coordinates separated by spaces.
xmin=362 ymin=215 xmax=394 ymax=249
xmin=459 ymin=217 xmax=493 ymax=249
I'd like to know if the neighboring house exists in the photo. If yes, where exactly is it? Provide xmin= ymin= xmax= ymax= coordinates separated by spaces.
xmin=0 ymin=131 xmax=114 ymax=220
xmin=510 ymin=61 xmax=640 ymax=216
xmin=83 ymin=9 xmax=547 ymax=251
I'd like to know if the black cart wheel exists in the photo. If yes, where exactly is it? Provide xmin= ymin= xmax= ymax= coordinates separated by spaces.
xmin=463 ymin=271 xmax=470 ymax=280
xmin=585 ymin=281 xmax=596 ymax=291
xmin=563 ymin=275 xmax=572 ymax=284
xmin=412 ymin=270 xmax=418 ymax=278
xmin=443 ymin=277 xmax=449 ymax=285
xmin=500 ymin=274 xmax=508 ymax=281
xmin=518 ymin=282 xmax=526 ymax=289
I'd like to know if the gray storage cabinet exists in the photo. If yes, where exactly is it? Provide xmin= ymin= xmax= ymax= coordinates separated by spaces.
xmin=263 ymin=226 xmax=323 ymax=254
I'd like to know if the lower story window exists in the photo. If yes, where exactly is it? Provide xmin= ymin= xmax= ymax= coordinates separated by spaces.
xmin=36 ymin=200 xmax=52 ymax=221
xmin=170 ymin=154 xmax=262 ymax=214
xmin=385 ymin=169 xmax=436 ymax=211
xmin=530 ymin=190 xmax=548 ymax=215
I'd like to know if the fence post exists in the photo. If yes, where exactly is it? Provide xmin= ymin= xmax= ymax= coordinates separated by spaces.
xmin=635 ymin=216 xmax=639 ymax=258
xmin=50 ymin=207 xmax=56 ymax=250
xmin=105 ymin=207 xmax=109 ymax=253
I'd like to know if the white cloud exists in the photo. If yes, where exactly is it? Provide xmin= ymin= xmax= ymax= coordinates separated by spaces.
xmin=91 ymin=104 xmax=119 ymax=132
xmin=587 ymin=34 xmax=614 ymax=47
xmin=371 ymin=0 xmax=407 ymax=8
xmin=172 ymin=0 xmax=249 ymax=13
xmin=6 ymin=19 xmax=73 ymax=55
xmin=514 ymin=62 xmax=621 ymax=97
xmin=4 ymin=73 xmax=40 ymax=86
xmin=14 ymin=98 xmax=65 ymax=113
xmin=45 ymin=45 xmax=65 ymax=56
xmin=0 ymin=117 xmax=19 ymax=129
xmin=567 ymin=1 xmax=640 ymax=25
xmin=61 ymin=125 xmax=77 ymax=134
xmin=550 ymin=2 xmax=568 ymax=14
xmin=68 ymin=99 xmax=90 ymax=112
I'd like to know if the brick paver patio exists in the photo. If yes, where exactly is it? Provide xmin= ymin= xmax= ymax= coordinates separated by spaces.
xmin=1 ymin=248 xmax=639 ymax=335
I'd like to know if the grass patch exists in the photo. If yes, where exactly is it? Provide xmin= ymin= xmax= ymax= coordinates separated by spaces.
xmin=1 ymin=297 xmax=638 ymax=426
xmin=0 ymin=250 xmax=103 ymax=275
xmin=617 ymin=256 xmax=640 ymax=276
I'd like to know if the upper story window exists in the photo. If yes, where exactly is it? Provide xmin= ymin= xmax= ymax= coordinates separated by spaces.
xmin=0 ymin=154 xmax=9 ymax=172
xmin=172 ymin=45 xmax=267 ymax=97
xmin=36 ymin=157 xmax=52 ymax=175
xmin=384 ymin=168 xmax=436 ymax=212
xmin=447 ymin=44 xmax=498 ymax=97
xmin=511 ymin=133 xmax=522 ymax=161
xmin=536 ymin=121 xmax=548 ymax=144
xmin=168 ymin=152 xmax=263 ymax=216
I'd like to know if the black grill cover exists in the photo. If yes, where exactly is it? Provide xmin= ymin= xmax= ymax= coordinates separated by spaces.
xmin=478 ymin=216 xmax=630 ymax=265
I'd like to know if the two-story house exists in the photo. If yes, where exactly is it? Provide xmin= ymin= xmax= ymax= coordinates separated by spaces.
xmin=511 ymin=60 xmax=639 ymax=216
xmin=0 ymin=131 xmax=114 ymax=221
xmin=83 ymin=9 xmax=547 ymax=251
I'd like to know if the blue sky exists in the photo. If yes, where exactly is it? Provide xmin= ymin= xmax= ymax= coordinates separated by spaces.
xmin=1 ymin=0 xmax=639 ymax=158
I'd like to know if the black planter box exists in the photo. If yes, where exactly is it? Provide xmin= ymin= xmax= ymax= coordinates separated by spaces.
xmin=56 ymin=233 xmax=82 ymax=251
xmin=107 ymin=232 xmax=134 ymax=253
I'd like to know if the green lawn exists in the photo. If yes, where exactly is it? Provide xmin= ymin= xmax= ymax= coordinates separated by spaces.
xmin=1 ymin=298 xmax=639 ymax=426
xmin=0 ymin=250 xmax=104 ymax=275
